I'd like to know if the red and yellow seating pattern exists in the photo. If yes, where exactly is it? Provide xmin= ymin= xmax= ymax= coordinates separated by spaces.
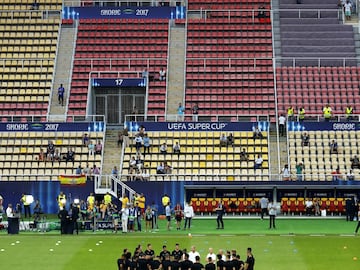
xmin=281 ymin=197 xmax=346 ymax=215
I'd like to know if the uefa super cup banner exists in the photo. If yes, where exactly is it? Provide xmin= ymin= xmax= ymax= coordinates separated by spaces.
xmin=62 ymin=6 xmax=186 ymax=20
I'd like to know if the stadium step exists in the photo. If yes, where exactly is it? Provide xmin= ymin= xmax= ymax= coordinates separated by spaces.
xmin=102 ymin=129 xmax=121 ymax=176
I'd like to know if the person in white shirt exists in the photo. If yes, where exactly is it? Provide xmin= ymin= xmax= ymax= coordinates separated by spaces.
xmin=6 ymin=204 xmax=14 ymax=218
xmin=268 ymin=200 xmax=277 ymax=229
xmin=305 ymin=198 xmax=313 ymax=216
xmin=281 ymin=164 xmax=291 ymax=181
xmin=254 ymin=154 xmax=263 ymax=170
xmin=188 ymin=245 xmax=200 ymax=263
xmin=173 ymin=142 xmax=181 ymax=155
xmin=347 ymin=169 xmax=355 ymax=181
xmin=220 ymin=134 xmax=227 ymax=147
xmin=121 ymin=205 xmax=129 ymax=233
xmin=159 ymin=67 xmax=166 ymax=81
xmin=183 ymin=202 xmax=194 ymax=230
xmin=206 ymin=247 xmax=217 ymax=262
xmin=278 ymin=114 xmax=286 ymax=137
xmin=344 ymin=0 xmax=352 ymax=20
xmin=160 ymin=143 xmax=167 ymax=154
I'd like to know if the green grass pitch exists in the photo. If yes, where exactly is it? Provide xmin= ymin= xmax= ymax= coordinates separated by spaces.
xmin=0 ymin=218 xmax=359 ymax=270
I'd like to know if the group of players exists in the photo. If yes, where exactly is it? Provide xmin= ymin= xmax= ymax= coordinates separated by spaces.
xmin=117 ymin=243 xmax=255 ymax=270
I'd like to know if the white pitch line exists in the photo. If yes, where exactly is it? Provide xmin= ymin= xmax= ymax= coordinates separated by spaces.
xmin=249 ymin=234 xmax=265 ymax=237
xmin=219 ymin=235 xmax=236 ymax=237
xmin=280 ymin=234 xmax=296 ymax=237
xmin=339 ymin=234 xmax=356 ymax=237
xmin=309 ymin=234 xmax=325 ymax=237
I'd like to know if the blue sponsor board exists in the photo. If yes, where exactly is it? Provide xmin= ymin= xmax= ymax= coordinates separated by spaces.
xmin=287 ymin=121 xmax=360 ymax=131
xmin=62 ymin=6 xmax=186 ymax=20
xmin=0 ymin=122 xmax=105 ymax=132
xmin=92 ymin=78 xmax=146 ymax=88
xmin=125 ymin=121 xmax=270 ymax=132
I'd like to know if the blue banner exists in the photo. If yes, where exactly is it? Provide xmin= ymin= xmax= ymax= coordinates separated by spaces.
xmin=287 ymin=122 xmax=360 ymax=132
xmin=92 ymin=78 xmax=146 ymax=88
xmin=62 ymin=6 xmax=186 ymax=20
xmin=125 ymin=121 xmax=270 ymax=132
xmin=0 ymin=122 xmax=105 ymax=132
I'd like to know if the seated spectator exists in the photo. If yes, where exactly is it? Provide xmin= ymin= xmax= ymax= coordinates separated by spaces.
xmin=75 ymin=165 xmax=82 ymax=175
xmin=351 ymin=155 xmax=359 ymax=169
xmin=240 ymin=148 xmax=249 ymax=162
xmin=142 ymin=168 xmax=150 ymax=181
xmin=253 ymin=127 xmax=263 ymax=140
xmin=305 ymin=198 xmax=313 ymax=216
xmin=281 ymin=164 xmax=291 ymax=181
xmin=143 ymin=133 xmax=151 ymax=155
xmin=329 ymin=139 xmax=338 ymax=154
xmin=220 ymin=133 xmax=227 ymax=147
xmin=46 ymin=140 xmax=55 ymax=161
xmin=347 ymin=169 xmax=355 ymax=181
xmin=82 ymin=133 xmax=90 ymax=146
xmin=257 ymin=5 xmax=268 ymax=20
xmin=95 ymin=140 xmax=102 ymax=155
xmin=112 ymin=166 xmax=118 ymax=178
xmin=164 ymin=162 xmax=173 ymax=174
xmin=301 ymin=132 xmax=310 ymax=147
xmin=53 ymin=149 xmax=62 ymax=163
xmin=88 ymin=140 xmax=95 ymax=157
xmin=134 ymin=169 xmax=143 ymax=181
xmin=134 ymin=134 xmax=143 ymax=153
xmin=135 ymin=154 xmax=144 ymax=171
xmin=227 ymin=133 xmax=234 ymax=147
xmin=31 ymin=0 xmax=39 ymax=10
xmin=91 ymin=164 xmax=100 ymax=180
xmin=129 ymin=156 xmax=136 ymax=174
xmin=159 ymin=67 xmax=166 ymax=81
xmin=254 ymin=154 xmax=263 ymax=170
xmin=173 ymin=142 xmax=181 ymax=155
xmin=37 ymin=148 xmax=45 ymax=162
xmin=331 ymin=167 xmax=343 ymax=181
xmin=160 ymin=142 xmax=167 ymax=154
xmin=157 ymin=162 xmax=165 ymax=174
xmin=65 ymin=148 xmax=75 ymax=164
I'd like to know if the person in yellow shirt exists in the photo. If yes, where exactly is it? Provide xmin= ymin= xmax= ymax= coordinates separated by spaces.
xmin=162 ymin=194 xmax=170 ymax=213
xmin=120 ymin=194 xmax=129 ymax=208
xmin=345 ymin=105 xmax=353 ymax=121
xmin=104 ymin=192 xmax=112 ymax=206
xmin=57 ymin=191 xmax=66 ymax=210
xmin=323 ymin=104 xmax=332 ymax=121
xmin=20 ymin=193 xmax=31 ymax=218
xmin=87 ymin=192 xmax=95 ymax=210
xmin=298 ymin=107 xmax=305 ymax=122
xmin=100 ymin=200 xmax=108 ymax=220
xmin=287 ymin=106 xmax=294 ymax=121
xmin=137 ymin=193 xmax=146 ymax=212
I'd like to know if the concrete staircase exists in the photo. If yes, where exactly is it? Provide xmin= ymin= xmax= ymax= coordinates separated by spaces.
xmin=166 ymin=24 xmax=186 ymax=119
xmin=101 ymin=129 xmax=121 ymax=176
xmin=48 ymin=24 xmax=77 ymax=121
xmin=269 ymin=131 xmax=288 ymax=180
xmin=271 ymin=0 xmax=282 ymax=65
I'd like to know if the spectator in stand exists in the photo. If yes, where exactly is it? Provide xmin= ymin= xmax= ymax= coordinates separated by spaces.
xmin=138 ymin=125 xmax=145 ymax=137
xmin=351 ymin=155 xmax=360 ymax=169
xmin=83 ymin=163 xmax=91 ymax=180
xmin=135 ymin=154 xmax=144 ymax=171
xmin=301 ymin=132 xmax=310 ymax=147
xmin=53 ymin=149 xmax=61 ymax=163
xmin=142 ymin=168 xmax=150 ymax=181
xmin=82 ymin=133 xmax=90 ymax=147
xmin=117 ymin=131 xmax=123 ymax=147
xmin=123 ymin=128 xmax=129 ymax=147
xmin=347 ymin=169 xmax=355 ymax=180
xmin=298 ymin=107 xmax=305 ymax=122
xmin=281 ymin=164 xmax=291 ymax=181
xmin=143 ymin=133 xmax=151 ymax=155
xmin=254 ymin=154 xmax=263 ymax=170
xmin=38 ymin=148 xmax=45 ymax=162
xmin=46 ymin=140 xmax=55 ymax=161
xmin=112 ymin=166 xmax=118 ymax=178
xmin=278 ymin=114 xmax=286 ymax=137
xmin=31 ymin=0 xmax=39 ymax=10
xmin=296 ymin=162 xmax=305 ymax=181
xmin=257 ymin=5 xmax=267 ymax=20
xmin=159 ymin=67 xmax=166 ymax=81
xmin=129 ymin=156 xmax=136 ymax=174
xmin=88 ymin=140 xmax=95 ymax=158
xmin=329 ymin=139 xmax=338 ymax=154
xmin=75 ymin=165 xmax=82 ymax=175
xmin=157 ymin=162 xmax=165 ymax=174
xmin=323 ymin=104 xmax=332 ymax=121
xmin=192 ymin=103 xmax=199 ymax=122
xmin=332 ymin=166 xmax=343 ymax=181
xmin=58 ymin=83 xmax=65 ymax=106
xmin=344 ymin=0 xmax=352 ymax=20
xmin=240 ymin=148 xmax=249 ymax=162
xmin=227 ymin=133 xmax=234 ymax=147
xmin=65 ymin=147 xmax=75 ymax=164
xmin=220 ymin=133 xmax=227 ymax=147
xmin=164 ymin=162 xmax=172 ymax=174
xmin=95 ymin=140 xmax=102 ymax=155
xmin=160 ymin=142 xmax=168 ymax=155
xmin=142 ymin=68 xmax=149 ymax=78
xmin=134 ymin=134 xmax=143 ymax=154
xmin=177 ymin=102 xmax=185 ymax=121
xmin=173 ymin=142 xmax=181 ymax=155
xmin=91 ymin=164 xmax=100 ymax=181
xmin=253 ymin=127 xmax=263 ymax=140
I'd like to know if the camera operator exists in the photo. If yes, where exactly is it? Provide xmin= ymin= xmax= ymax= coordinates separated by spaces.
xmin=58 ymin=207 xmax=69 ymax=234
xmin=70 ymin=203 xmax=80 ymax=235
xmin=33 ymin=200 xmax=42 ymax=228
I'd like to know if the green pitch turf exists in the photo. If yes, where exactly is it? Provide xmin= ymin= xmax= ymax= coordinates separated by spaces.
xmin=0 ymin=218 xmax=359 ymax=270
